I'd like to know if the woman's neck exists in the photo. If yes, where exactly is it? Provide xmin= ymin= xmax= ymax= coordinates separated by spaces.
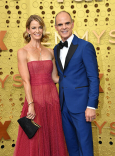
xmin=29 ymin=39 xmax=42 ymax=49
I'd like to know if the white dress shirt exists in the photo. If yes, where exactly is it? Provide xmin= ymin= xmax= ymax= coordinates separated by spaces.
xmin=60 ymin=34 xmax=95 ymax=110
xmin=60 ymin=34 xmax=74 ymax=69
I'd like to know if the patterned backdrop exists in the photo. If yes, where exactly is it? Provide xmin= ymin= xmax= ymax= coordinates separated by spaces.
xmin=0 ymin=0 xmax=115 ymax=155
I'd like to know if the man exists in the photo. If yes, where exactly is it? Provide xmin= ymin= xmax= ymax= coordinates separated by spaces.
xmin=54 ymin=11 xmax=99 ymax=156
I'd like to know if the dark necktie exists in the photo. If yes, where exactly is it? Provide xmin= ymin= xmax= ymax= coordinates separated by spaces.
xmin=59 ymin=41 xmax=68 ymax=49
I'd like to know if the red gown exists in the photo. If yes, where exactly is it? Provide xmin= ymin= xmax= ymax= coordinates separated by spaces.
xmin=14 ymin=60 xmax=68 ymax=156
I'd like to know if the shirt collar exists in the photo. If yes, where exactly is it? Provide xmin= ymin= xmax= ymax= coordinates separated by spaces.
xmin=61 ymin=34 xmax=74 ymax=48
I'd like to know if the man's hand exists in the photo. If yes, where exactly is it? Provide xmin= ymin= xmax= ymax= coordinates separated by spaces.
xmin=85 ymin=108 xmax=96 ymax=122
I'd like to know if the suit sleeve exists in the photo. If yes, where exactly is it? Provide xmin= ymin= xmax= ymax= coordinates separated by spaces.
xmin=82 ymin=42 xmax=99 ymax=108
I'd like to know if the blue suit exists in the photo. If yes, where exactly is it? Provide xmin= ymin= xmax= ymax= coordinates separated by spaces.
xmin=54 ymin=35 xmax=99 ymax=156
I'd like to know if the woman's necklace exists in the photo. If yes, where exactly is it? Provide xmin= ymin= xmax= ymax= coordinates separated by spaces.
xmin=39 ymin=48 xmax=42 ymax=60
xmin=29 ymin=44 xmax=42 ymax=60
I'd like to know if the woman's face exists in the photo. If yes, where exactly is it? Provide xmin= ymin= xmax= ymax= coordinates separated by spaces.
xmin=27 ymin=20 xmax=43 ymax=41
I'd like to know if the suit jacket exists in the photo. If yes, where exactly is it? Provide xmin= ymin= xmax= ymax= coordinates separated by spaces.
xmin=54 ymin=34 xmax=99 ymax=113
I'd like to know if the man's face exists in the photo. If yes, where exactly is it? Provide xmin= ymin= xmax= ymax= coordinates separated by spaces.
xmin=55 ymin=12 xmax=74 ymax=42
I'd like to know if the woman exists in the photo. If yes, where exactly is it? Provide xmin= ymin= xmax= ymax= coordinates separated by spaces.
xmin=14 ymin=15 xmax=68 ymax=156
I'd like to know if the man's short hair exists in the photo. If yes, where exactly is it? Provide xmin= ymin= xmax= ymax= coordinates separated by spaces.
xmin=55 ymin=11 xmax=73 ymax=25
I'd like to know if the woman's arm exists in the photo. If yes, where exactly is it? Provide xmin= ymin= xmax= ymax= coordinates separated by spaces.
xmin=48 ymin=48 xmax=59 ymax=83
xmin=17 ymin=48 xmax=36 ymax=119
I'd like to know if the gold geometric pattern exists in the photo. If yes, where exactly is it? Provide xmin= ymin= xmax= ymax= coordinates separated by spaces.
xmin=0 ymin=0 xmax=115 ymax=155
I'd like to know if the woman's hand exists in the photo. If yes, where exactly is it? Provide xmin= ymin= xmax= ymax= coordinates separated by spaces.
xmin=27 ymin=103 xmax=36 ymax=120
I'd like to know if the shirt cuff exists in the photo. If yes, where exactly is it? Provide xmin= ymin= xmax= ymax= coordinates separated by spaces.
xmin=87 ymin=106 xmax=95 ymax=110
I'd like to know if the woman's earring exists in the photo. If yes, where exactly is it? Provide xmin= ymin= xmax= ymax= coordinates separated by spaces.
xmin=28 ymin=34 xmax=31 ymax=38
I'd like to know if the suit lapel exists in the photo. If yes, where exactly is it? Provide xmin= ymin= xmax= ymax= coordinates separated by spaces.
xmin=56 ymin=35 xmax=79 ymax=72
xmin=64 ymin=42 xmax=78 ymax=70
xmin=57 ymin=45 xmax=63 ymax=72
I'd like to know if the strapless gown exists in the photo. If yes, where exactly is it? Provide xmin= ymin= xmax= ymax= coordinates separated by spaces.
xmin=14 ymin=60 xmax=68 ymax=156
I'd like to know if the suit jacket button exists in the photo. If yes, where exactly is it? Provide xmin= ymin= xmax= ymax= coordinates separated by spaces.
xmin=62 ymin=87 xmax=64 ymax=89
xmin=64 ymin=75 xmax=66 ymax=78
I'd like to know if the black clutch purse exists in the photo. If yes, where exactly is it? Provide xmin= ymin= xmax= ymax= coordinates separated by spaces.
xmin=17 ymin=116 xmax=41 ymax=139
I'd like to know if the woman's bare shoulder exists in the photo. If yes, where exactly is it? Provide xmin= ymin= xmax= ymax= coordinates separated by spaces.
xmin=42 ymin=46 xmax=53 ymax=52
xmin=47 ymin=48 xmax=54 ymax=55
xmin=17 ymin=47 xmax=28 ymax=60
xmin=47 ymin=48 xmax=54 ymax=59
xmin=18 ymin=44 xmax=29 ymax=52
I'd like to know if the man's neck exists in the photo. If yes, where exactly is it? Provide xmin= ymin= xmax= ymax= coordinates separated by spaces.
xmin=61 ymin=34 xmax=73 ymax=42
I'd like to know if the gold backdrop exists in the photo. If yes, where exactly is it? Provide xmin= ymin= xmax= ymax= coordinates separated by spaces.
xmin=0 ymin=0 xmax=115 ymax=155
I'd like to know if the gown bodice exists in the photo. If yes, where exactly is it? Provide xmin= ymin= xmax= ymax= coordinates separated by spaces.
xmin=27 ymin=60 xmax=53 ymax=85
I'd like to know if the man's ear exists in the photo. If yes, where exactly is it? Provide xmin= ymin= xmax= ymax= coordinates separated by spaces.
xmin=55 ymin=25 xmax=57 ymax=31
xmin=72 ymin=22 xmax=74 ymax=29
